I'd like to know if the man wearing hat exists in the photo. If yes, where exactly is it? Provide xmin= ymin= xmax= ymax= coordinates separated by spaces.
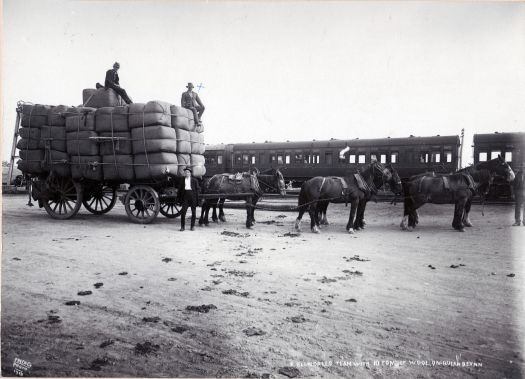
xmin=181 ymin=83 xmax=205 ymax=126
xmin=96 ymin=62 xmax=133 ymax=104
xmin=176 ymin=167 xmax=201 ymax=231
xmin=512 ymin=169 xmax=524 ymax=226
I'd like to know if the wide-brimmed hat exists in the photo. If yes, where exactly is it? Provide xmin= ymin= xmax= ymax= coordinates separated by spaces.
xmin=186 ymin=82 xmax=194 ymax=88
xmin=113 ymin=62 xmax=120 ymax=68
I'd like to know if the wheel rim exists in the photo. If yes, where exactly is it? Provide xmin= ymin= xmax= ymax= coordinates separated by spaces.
xmin=124 ymin=185 xmax=160 ymax=223
xmin=43 ymin=177 xmax=82 ymax=219
xmin=160 ymin=201 xmax=181 ymax=218
xmin=83 ymin=185 xmax=116 ymax=214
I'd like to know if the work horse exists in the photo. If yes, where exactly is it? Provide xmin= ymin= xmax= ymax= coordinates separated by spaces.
xmin=295 ymin=161 xmax=403 ymax=233
xmin=199 ymin=168 xmax=286 ymax=228
xmin=400 ymin=155 xmax=515 ymax=232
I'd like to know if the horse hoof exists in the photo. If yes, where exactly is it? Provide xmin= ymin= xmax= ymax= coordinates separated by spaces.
xmin=347 ymin=228 xmax=354 ymax=234
xmin=220 ymin=217 xmax=226 ymax=222
xmin=312 ymin=227 xmax=320 ymax=233
xmin=457 ymin=228 xmax=465 ymax=232
xmin=463 ymin=222 xmax=473 ymax=227
xmin=407 ymin=226 xmax=414 ymax=232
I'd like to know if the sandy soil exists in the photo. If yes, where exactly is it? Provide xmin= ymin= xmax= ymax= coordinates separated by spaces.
xmin=1 ymin=194 xmax=524 ymax=378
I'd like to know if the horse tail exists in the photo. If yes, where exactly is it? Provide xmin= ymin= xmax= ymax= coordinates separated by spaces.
xmin=298 ymin=182 xmax=309 ymax=210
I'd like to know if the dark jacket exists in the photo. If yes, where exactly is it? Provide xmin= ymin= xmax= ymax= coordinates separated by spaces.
xmin=181 ymin=91 xmax=204 ymax=109
xmin=177 ymin=177 xmax=200 ymax=204
xmin=105 ymin=69 xmax=120 ymax=87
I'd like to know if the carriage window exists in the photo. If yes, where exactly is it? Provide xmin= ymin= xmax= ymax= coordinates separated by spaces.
xmin=380 ymin=154 xmax=387 ymax=163
xmin=349 ymin=154 xmax=356 ymax=164
xmin=270 ymin=155 xmax=276 ymax=163
xmin=294 ymin=152 xmax=303 ymax=163
xmin=242 ymin=154 xmax=249 ymax=165
xmin=207 ymin=156 xmax=217 ymax=166
xmin=445 ymin=152 xmax=452 ymax=163
xmin=314 ymin=154 xmax=320 ymax=164
xmin=358 ymin=154 xmax=366 ymax=164
xmin=217 ymin=155 xmax=223 ymax=165
xmin=433 ymin=152 xmax=441 ymax=163
xmin=304 ymin=154 xmax=311 ymax=164
xmin=277 ymin=155 xmax=284 ymax=165
xmin=285 ymin=155 xmax=290 ymax=164
xmin=491 ymin=150 xmax=501 ymax=159
xmin=251 ymin=155 xmax=256 ymax=164
xmin=370 ymin=154 xmax=378 ymax=162
xmin=420 ymin=152 xmax=429 ymax=163
xmin=390 ymin=153 xmax=398 ymax=163
xmin=325 ymin=153 xmax=333 ymax=166
xmin=479 ymin=152 xmax=487 ymax=162
xmin=505 ymin=151 xmax=512 ymax=162
xmin=235 ymin=154 xmax=242 ymax=164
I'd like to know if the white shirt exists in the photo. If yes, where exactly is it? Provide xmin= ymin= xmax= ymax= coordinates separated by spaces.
xmin=185 ymin=176 xmax=192 ymax=190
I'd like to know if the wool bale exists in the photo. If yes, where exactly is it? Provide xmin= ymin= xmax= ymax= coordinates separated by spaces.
xmin=83 ymin=88 xmax=124 ymax=108
xmin=176 ymin=154 xmax=191 ymax=176
xmin=20 ymin=104 xmax=51 ymax=128
xmin=99 ymin=132 xmax=132 ymax=155
xmin=39 ymin=126 xmax=67 ymax=152
xmin=43 ymin=150 xmax=70 ymax=177
xmin=71 ymin=155 xmax=103 ymax=181
xmin=19 ymin=149 xmax=44 ymax=161
xmin=189 ymin=132 xmax=205 ymax=154
xmin=131 ymin=126 xmax=177 ymax=154
xmin=170 ymin=105 xmax=194 ymax=131
xmin=129 ymin=101 xmax=172 ymax=128
xmin=65 ymin=108 xmax=96 ymax=132
xmin=102 ymin=155 xmax=134 ymax=182
xmin=134 ymin=152 xmax=178 ymax=180
xmin=17 ymin=159 xmax=42 ymax=174
xmin=48 ymin=105 xmax=76 ymax=126
xmin=19 ymin=127 xmax=41 ymax=140
xmin=67 ymin=131 xmax=99 ymax=156
xmin=95 ymin=106 xmax=129 ymax=132
xmin=190 ymin=154 xmax=206 ymax=178
xmin=17 ymin=138 xmax=40 ymax=150
xmin=175 ymin=128 xmax=191 ymax=154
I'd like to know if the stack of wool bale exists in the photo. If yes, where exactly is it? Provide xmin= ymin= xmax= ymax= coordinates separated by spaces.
xmin=65 ymin=107 xmax=102 ymax=181
xmin=16 ymin=104 xmax=49 ymax=174
xmin=82 ymin=88 xmax=124 ymax=108
xmin=129 ymin=101 xmax=179 ymax=180
xmin=17 ymin=99 xmax=206 ymax=181
xmin=96 ymin=106 xmax=134 ymax=182
xmin=170 ymin=105 xmax=206 ymax=177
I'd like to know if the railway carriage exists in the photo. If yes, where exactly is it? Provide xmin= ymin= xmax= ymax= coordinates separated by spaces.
xmin=204 ymin=135 xmax=460 ymax=188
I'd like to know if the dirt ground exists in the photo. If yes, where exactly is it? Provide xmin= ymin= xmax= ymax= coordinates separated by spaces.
xmin=1 ymin=194 xmax=524 ymax=378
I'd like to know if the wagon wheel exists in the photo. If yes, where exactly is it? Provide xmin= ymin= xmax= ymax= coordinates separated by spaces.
xmin=83 ymin=185 xmax=117 ymax=215
xmin=124 ymin=185 xmax=160 ymax=224
xmin=42 ymin=177 xmax=83 ymax=220
xmin=159 ymin=200 xmax=181 ymax=218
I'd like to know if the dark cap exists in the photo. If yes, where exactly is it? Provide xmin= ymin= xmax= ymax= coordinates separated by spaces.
xmin=186 ymin=82 xmax=194 ymax=88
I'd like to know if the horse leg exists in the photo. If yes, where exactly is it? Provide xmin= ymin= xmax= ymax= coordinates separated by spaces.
xmin=211 ymin=201 xmax=218 ymax=223
xmin=320 ymin=202 xmax=329 ymax=225
xmin=354 ymin=200 xmax=366 ymax=230
xmin=295 ymin=207 xmax=306 ymax=231
xmin=250 ymin=198 xmax=257 ymax=227
xmin=245 ymin=196 xmax=253 ymax=228
xmin=452 ymin=197 xmax=467 ymax=232
xmin=346 ymin=199 xmax=358 ymax=234
xmin=198 ymin=201 xmax=206 ymax=225
xmin=219 ymin=199 xmax=226 ymax=222
xmin=309 ymin=203 xmax=320 ymax=233
xmin=462 ymin=196 xmax=473 ymax=227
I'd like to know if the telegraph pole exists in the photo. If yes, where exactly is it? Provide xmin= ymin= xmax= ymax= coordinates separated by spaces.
xmin=458 ymin=128 xmax=465 ymax=170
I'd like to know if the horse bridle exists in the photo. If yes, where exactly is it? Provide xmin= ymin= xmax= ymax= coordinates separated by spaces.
xmin=257 ymin=172 xmax=285 ymax=193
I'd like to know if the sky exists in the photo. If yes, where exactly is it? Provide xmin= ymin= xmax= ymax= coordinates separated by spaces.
xmin=2 ymin=0 xmax=525 ymax=165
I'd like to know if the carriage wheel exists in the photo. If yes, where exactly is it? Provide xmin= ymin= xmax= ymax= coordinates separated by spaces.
xmin=159 ymin=201 xmax=181 ymax=219
xmin=42 ymin=177 xmax=83 ymax=220
xmin=83 ymin=185 xmax=117 ymax=215
xmin=124 ymin=185 xmax=160 ymax=224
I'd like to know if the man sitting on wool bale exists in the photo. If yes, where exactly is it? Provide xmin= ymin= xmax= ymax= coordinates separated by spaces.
xmin=95 ymin=62 xmax=133 ymax=104
xmin=181 ymin=82 xmax=205 ymax=126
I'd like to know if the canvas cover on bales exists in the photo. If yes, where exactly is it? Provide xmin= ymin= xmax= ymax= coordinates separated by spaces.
xmin=83 ymin=88 xmax=124 ymax=108
xmin=170 ymin=105 xmax=194 ymax=131
xmin=131 ymin=126 xmax=177 ymax=154
xmin=99 ymin=132 xmax=132 ymax=155
xmin=134 ymin=152 xmax=178 ymax=180
xmin=102 ymin=155 xmax=134 ymax=182
xmin=129 ymin=101 xmax=171 ymax=128
xmin=71 ymin=155 xmax=103 ymax=181
xmin=190 ymin=154 xmax=206 ymax=178
xmin=189 ymin=131 xmax=205 ymax=154
xmin=21 ymin=104 xmax=51 ymax=128
xmin=65 ymin=108 xmax=96 ymax=132
xmin=43 ymin=150 xmax=70 ymax=177
xmin=67 ymin=131 xmax=99 ymax=156
xmin=48 ymin=105 xmax=76 ymax=126
xmin=95 ymin=106 xmax=129 ymax=132
xmin=176 ymin=154 xmax=191 ymax=176
xmin=39 ymin=126 xmax=67 ymax=152
xmin=175 ymin=128 xmax=191 ymax=154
